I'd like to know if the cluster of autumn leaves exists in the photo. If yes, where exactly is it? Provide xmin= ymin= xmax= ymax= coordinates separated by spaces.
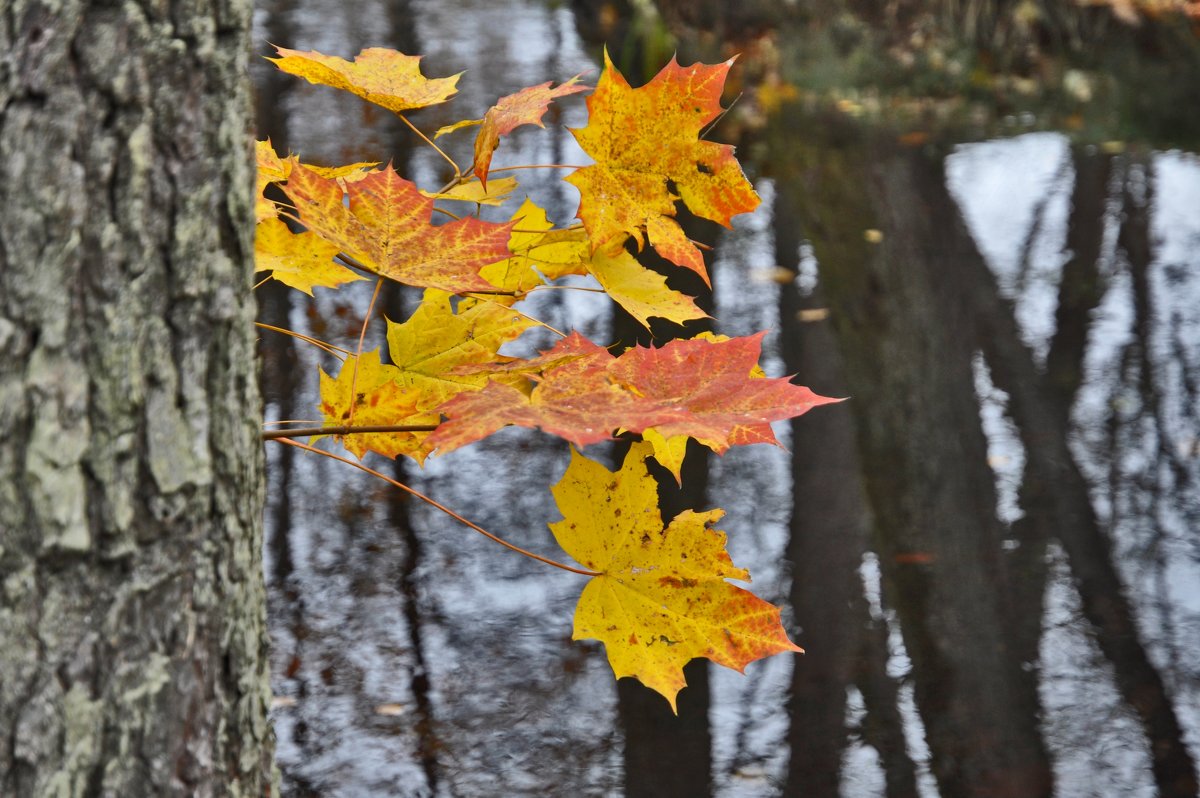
xmin=256 ymin=46 xmax=836 ymax=711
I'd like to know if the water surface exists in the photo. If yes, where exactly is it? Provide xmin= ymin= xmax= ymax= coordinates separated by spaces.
xmin=252 ymin=3 xmax=1200 ymax=795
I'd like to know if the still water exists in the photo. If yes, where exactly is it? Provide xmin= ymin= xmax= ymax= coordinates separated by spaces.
xmin=252 ymin=2 xmax=1200 ymax=795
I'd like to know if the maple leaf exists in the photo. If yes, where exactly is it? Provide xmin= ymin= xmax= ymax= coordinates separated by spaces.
xmin=256 ymin=139 xmax=376 ymax=222
xmin=426 ymin=334 xmax=644 ymax=452
xmin=385 ymin=289 xmax=537 ymax=410
xmin=474 ymin=203 xmax=704 ymax=328
xmin=318 ymin=349 xmax=438 ymax=463
xmin=634 ymin=331 xmax=769 ymax=478
xmin=470 ymin=198 xmax=555 ymax=303
xmin=550 ymin=443 xmax=802 ymax=711
xmin=268 ymin=46 xmax=460 ymax=113
xmin=282 ymin=161 xmax=514 ymax=293
xmin=587 ymin=243 xmax=707 ymax=328
xmin=472 ymin=76 xmax=588 ymax=186
xmin=429 ymin=333 xmax=838 ymax=473
xmin=256 ymin=139 xmax=290 ymax=222
xmin=420 ymin=176 xmax=519 ymax=206
xmin=445 ymin=331 xmax=610 ymax=379
xmin=611 ymin=332 xmax=839 ymax=479
xmin=565 ymin=51 xmax=760 ymax=286
xmin=254 ymin=218 xmax=364 ymax=295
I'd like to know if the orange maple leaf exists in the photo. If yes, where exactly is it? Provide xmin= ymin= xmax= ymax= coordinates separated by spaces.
xmin=268 ymin=46 xmax=460 ymax=113
xmin=566 ymin=51 xmax=760 ymax=286
xmin=551 ymin=443 xmax=802 ymax=711
xmin=256 ymin=139 xmax=376 ymax=223
xmin=429 ymin=333 xmax=838 ymax=473
xmin=282 ymin=161 xmax=514 ymax=293
xmin=472 ymin=76 xmax=588 ymax=186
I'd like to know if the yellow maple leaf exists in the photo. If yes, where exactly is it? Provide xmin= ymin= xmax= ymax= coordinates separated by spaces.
xmin=587 ymin=243 xmax=707 ymax=329
xmin=318 ymin=350 xmax=438 ymax=463
xmin=255 ymin=218 xmax=364 ymax=295
xmin=566 ymin=51 xmax=760 ymax=286
xmin=550 ymin=443 xmax=802 ymax=712
xmin=267 ymin=46 xmax=460 ymax=114
xmin=470 ymin=198 xmax=554 ymax=303
xmin=256 ymin=139 xmax=289 ymax=222
xmin=419 ymin=176 xmax=519 ymax=206
xmin=385 ymin=289 xmax=538 ymax=409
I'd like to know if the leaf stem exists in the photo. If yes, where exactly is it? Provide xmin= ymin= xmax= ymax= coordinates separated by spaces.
xmin=398 ymin=113 xmax=461 ymax=177
xmin=487 ymin=164 xmax=588 ymax=173
xmin=528 ymin=284 xmax=606 ymax=294
xmin=347 ymin=278 xmax=384 ymax=426
xmin=262 ymin=423 xmax=438 ymax=440
xmin=272 ymin=438 xmax=600 ymax=577
xmin=255 ymin=322 xmax=350 ymax=358
xmin=335 ymin=252 xmax=375 ymax=276
xmin=432 ymin=206 xmax=464 ymax=221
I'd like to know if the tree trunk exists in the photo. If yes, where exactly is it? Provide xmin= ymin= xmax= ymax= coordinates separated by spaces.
xmin=0 ymin=1 xmax=274 ymax=795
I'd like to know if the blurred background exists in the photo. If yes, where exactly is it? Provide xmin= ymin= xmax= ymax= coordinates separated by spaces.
xmin=251 ymin=1 xmax=1200 ymax=795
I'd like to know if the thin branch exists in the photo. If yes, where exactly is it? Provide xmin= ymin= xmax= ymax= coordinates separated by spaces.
xmin=459 ymin=288 xmax=520 ymax=296
xmin=262 ymin=423 xmax=438 ymax=440
xmin=253 ymin=275 xmax=272 ymax=290
xmin=272 ymin=438 xmax=600 ymax=577
xmin=436 ymin=170 xmax=470 ymax=195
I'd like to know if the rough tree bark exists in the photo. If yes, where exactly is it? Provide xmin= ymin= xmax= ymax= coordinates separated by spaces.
xmin=0 ymin=1 xmax=274 ymax=795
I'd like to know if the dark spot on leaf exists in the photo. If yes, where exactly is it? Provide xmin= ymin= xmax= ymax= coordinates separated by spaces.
xmin=696 ymin=162 xmax=712 ymax=175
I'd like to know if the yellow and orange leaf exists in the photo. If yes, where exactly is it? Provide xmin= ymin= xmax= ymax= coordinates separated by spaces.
xmin=268 ymin=46 xmax=460 ymax=113
xmin=550 ymin=443 xmax=802 ymax=711
xmin=472 ymin=75 xmax=588 ymax=186
xmin=256 ymin=139 xmax=376 ymax=222
xmin=283 ymin=161 xmax=514 ymax=293
xmin=566 ymin=51 xmax=760 ymax=285
xmin=318 ymin=350 xmax=438 ymax=463
xmin=254 ymin=218 xmax=364 ymax=295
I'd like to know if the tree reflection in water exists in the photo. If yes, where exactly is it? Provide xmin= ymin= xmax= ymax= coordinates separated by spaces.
xmin=253 ymin=0 xmax=1200 ymax=794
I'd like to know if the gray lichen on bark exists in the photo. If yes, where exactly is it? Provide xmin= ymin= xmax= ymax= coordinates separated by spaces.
xmin=0 ymin=0 xmax=275 ymax=795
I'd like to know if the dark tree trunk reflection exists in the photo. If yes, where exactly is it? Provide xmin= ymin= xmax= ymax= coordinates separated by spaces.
xmin=611 ymin=244 xmax=716 ymax=798
xmin=770 ymin=113 xmax=1055 ymax=796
